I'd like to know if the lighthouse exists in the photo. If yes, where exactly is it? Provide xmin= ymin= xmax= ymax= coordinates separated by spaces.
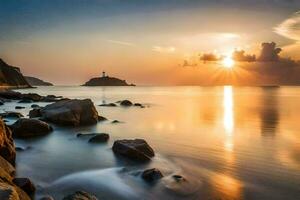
xmin=102 ymin=71 xmax=106 ymax=78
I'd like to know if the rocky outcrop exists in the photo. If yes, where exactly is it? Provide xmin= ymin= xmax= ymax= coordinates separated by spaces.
xmin=112 ymin=139 xmax=155 ymax=161
xmin=12 ymin=177 xmax=35 ymax=196
xmin=0 ymin=119 xmax=15 ymax=165
xmin=25 ymin=76 xmax=53 ymax=86
xmin=120 ymin=100 xmax=133 ymax=106
xmin=40 ymin=99 xmax=99 ymax=126
xmin=0 ymin=112 xmax=23 ymax=119
xmin=88 ymin=133 xmax=109 ymax=143
xmin=83 ymin=76 xmax=135 ymax=86
xmin=0 ymin=59 xmax=31 ymax=88
xmin=11 ymin=118 xmax=53 ymax=138
xmin=29 ymin=108 xmax=42 ymax=118
xmin=63 ymin=191 xmax=98 ymax=200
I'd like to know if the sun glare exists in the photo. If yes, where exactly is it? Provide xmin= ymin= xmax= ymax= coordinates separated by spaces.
xmin=222 ymin=56 xmax=235 ymax=68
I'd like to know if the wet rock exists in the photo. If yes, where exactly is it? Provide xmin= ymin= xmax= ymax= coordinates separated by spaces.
xmin=31 ymin=104 xmax=40 ymax=108
xmin=172 ymin=175 xmax=186 ymax=182
xmin=142 ymin=168 xmax=163 ymax=182
xmin=40 ymin=99 xmax=99 ymax=126
xmin=98 ymin=115 xmax=107 ymax=122
xmin=0 ymin=112 xmax=24 ymax=118
xmin=0 ymin=119 xmax=15 ymax=165
xmin=120 ymin=100 xmax=133 ymax=106
xmin=0 ymin=91 xmax=22 ymax=100
xmin=15 ymin=106 xmax=25 ymax=109
xmin=15 ymin=147 xmax=25 ymax=151
xmin=12 ymin=177 xmax=35 ymax=195
xmin=21 ymin=93 xmax=42 ymax=102
xmin=133 ymin=103 xmax=142 ymax=107
xmin=11 ymin=118 xmax=53 ymax=138
xmin=99 ymin=103 xmax=117 ymax=107
xmin=88 ymin=133 xmax=109 ymax=143
xmin=29 ymin=108 xmax=42 ymax=118
xmin=111 ymin=120 xmax=121 ymax=124
xmin=18 ymin=99 xmax=33 ymax=103
xmin=112 ymin=139 xmax=155 ymax=161
xmin=0 ymin=101 xmax=4 ymax=106
xmin=62 ymin=191 xmax=98 ymax=200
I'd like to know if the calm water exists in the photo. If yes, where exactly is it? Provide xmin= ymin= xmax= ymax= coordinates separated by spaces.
xmin=4 ymin=86 xmax=300 ymax=199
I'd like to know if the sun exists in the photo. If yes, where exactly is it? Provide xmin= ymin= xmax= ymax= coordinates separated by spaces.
xmin=222 ymin=56 xmax=235 ymax=68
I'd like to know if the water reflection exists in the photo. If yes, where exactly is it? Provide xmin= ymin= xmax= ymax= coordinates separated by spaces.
xmin=260 ymin=87 xmax=279 ymax=137
xmin=223 ymin=86 xmax=234 ymax=152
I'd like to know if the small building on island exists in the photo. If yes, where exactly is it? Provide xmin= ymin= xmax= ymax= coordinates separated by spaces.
xmin=82 ymin=71 xmax=135 ymax=86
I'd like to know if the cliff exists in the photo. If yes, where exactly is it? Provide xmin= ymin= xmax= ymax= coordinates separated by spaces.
xmin=0 ymin=59 xmax=31 ymax=88
xmin=83 ymin=76 xmax=135 ymax=86
xmin=25 ymin=76 xmax=53 ymax=86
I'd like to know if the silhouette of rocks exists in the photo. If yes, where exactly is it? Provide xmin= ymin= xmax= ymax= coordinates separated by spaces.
xmin=29 ymin=108 xmax=42 ymax=118
xmin=11 ymin=118 xmax=53 ymax=138
xmin=15 ymin=106 xmax=25 ymax=109
xmin=120 ymin=100 xmax=133 ymax=106
xmin=0 ymin=119 xmax=15 ymax=165
xmin=40 ymin=99 xmax=98 ymax=126
xmin=98 ymin=115 xmax=107 ymax=122
xmin=99 ymin=103 xmax=117 ymax=107
xmin=112 ymin=139 xmax=155 ymax=161
xmin=0 ymin=112 xmax=23 ymax=118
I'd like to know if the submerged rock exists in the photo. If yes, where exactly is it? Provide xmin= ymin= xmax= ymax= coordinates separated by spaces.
xmin=111 ymin=120 xmax=121 ymax=124
xmin=11 ymin=118 xmax=53 ymax=138
xmin=112 ymin=139 xmax=155 ymax=161
xmin=120 ymin=100 xmax=133 ymax=106
xmin=0 ymin=119 xmax=15 ymax=165
xmin=62 ymin=191 xmax=98 ymax=200
xmin=88 ymin=133 xmax=109 ymax=143
xmin=12 ymin=177 xmax=35 ymax=195
xmin=99 ymin=103 xmax=117 ymax=107
xmin=39 ymin=196 xmax=54 ymax=200
xmin=133 ymin=103 xmax=142 ymax=107
xmin=0 ymin=112 xmax=23 ymax=118
xmin=31 ymin=104 xmax=40 ymax=108
xmin=15 ymin=106 xmax=25 ymax=109
xmin=142 ymin=168 xmax=163 ymax=182
xmin=18 ymin=99 xmax=33 ymax=103
xmin=40 ymin=99 xmax=99 ymax=126
xmin=21 ymin=93 xmax=42 ymax=102
xmin=76 ymin=133 xmax=97 ymax=137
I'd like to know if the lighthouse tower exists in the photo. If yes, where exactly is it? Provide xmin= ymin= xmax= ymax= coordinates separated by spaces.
xmin=102 ymin=71 xmax=106 ymax=78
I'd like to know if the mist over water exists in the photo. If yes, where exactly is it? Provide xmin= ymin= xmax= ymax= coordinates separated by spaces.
xmin=5 ymin=86 xmax=300 ymax=199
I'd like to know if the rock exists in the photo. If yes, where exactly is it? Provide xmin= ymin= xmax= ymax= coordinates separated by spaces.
xmin=142 ymin=168 xmax=163 ymax=182
xmin=15 ymin=147 xmax=25 ymax=151
xmin=31 ymin=104 xmax=39 ymax=108
xmin=76 ymin=133 xmax=97 ymax=137
xmin=88 ymin=133 xmax=109 ymax=143
xmin=0 ymin=112 xmax=23 ymax=118
xmin=25 ymin=76 xmax=53 ymax=86
xmin=120 ymin=100 xmax=132 ymax=106
xmin=99 ymin=103 xmax=117 ymax=107
xmin=62 ymin=191 xmax=98 ymax=200
xmin=15 ymin=106 xmax=25 ymax=109
xmin=0 ymin=119 xmax=15 ymax=165
xmin=0 ymin=91 xmax=22 ymax=100
xmin=82 ymin=74 xmax=134 ymax=86
xmin=0 ymin=101 xmax=4 ymax=106
xmin=29 ymin=108 xmax=42 ymax=118
xmin=11 ymin=118 xmax=53 ymax=138
xmin=18 ymin=99 xmax=33 ymax=103
xmin=172 ymin=175 xmax=186 ymax=182
xmin=40 ymin=99 xmax=99 ymax=126
xmin=111 ymin=120 xmax=120 ymax=124
xmin=12 ymin=178 xmax=35 ymax=195
xmin=39 ymin=196 xmax=54 ymax=200
xmin=21 ymin=93 xmax=42 ymax=102
xmin=98 ymin=116 xmax=107 ymax=122
xmin=133 ymin=103 xmax=142 ymax=107
xmin=112 ymin=139 xmax=155 ymax=161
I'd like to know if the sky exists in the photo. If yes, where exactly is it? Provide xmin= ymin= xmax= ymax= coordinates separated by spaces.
xmin=0 ymin=0 xmax=300 ymax=85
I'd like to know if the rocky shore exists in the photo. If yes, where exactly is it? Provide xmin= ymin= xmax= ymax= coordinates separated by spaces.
xmin=0 ymin=90 xmax=167 ymax=199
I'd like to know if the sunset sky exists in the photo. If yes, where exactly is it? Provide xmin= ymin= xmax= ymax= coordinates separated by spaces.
xmin=0 ymin=0 xmax=300 ymax=85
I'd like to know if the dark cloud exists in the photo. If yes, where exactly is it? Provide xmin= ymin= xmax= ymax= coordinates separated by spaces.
xmin=200 ymin=53 xmax=221 ymax=62
xmin=232 ymin=50 xmax=256 ymax=62
xmin=257 ymin=42 xmax=282 ymax=62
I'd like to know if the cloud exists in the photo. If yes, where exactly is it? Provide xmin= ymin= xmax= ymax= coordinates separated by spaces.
xmin=199 ymin=53 xmax=221 ymax=62
xmin=232 ymin=50 xmax=255 ymax=62
xmin=274 ymin=11 xmax=300 ymax=41
xmin=152 ymin=46 xmax=176 ymax=53
xmin=106 ymin=39 xmax=135 ymax=46
xmin=257 ymin=42 xmax=282 ymax=62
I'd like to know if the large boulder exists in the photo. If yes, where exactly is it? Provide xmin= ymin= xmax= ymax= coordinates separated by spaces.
xmin=21 ymin=93 xmax=42 ymax=102
xmin=29 ymin=108 xmax=42 ymax=118
xmin=40 ymin=99 xmax=99 ymax=126
xmin=0 ymin=120 xmax=15 ymax=165
xmin=63 ymin=191 xmax=98 ymax=200
xmin=142 ymin=168 xmax=163 ymax=182
xmin=11 ymin=118 xmax=53 ymax=138
xmin=112 ymin=139 xmax=155 ymax=161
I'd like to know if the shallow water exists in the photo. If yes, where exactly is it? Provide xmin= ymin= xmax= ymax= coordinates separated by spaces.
xmin=5 ymin=86 xmax=300 ymax=199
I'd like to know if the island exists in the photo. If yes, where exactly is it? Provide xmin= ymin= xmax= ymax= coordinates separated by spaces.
xmin=82 ymin=71 xmax=135 ymax=86
xmin=25 ymin=76 xmax=53 ymax=86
